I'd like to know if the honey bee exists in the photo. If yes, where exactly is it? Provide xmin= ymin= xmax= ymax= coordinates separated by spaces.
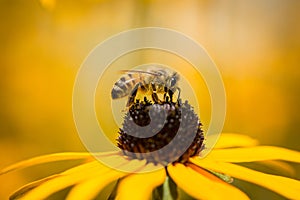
xmin=111 ymin=67 xmax=180 ymax=107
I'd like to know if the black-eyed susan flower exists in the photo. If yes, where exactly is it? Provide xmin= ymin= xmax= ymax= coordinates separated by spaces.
xmin=2 ymin=100 xmax=300 ymax=200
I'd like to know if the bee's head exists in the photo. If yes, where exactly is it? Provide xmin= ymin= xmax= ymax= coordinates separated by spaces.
xmin=169 ymin=72 xmax=180 ymax=87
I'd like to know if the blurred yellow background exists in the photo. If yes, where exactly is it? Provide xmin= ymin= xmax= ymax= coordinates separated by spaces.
xmin=1 ymin=0 xmax=299 ymax=199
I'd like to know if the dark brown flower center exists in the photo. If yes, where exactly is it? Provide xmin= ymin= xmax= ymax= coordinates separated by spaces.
xmin=117 ymin=98 xmax=205 ymax=165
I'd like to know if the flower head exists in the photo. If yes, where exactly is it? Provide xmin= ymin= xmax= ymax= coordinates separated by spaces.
xmin=1 ymin=100 xmax=300 ymax=200
xmin=117 ymin=99 xmax=204 ymax=164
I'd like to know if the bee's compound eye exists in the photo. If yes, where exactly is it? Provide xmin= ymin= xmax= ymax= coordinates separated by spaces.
xmin=170 ymin=77 xmax=177 ymax=86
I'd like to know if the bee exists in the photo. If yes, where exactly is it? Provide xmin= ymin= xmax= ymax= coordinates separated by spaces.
xmin=111 ymin=67 xmax=180 ymax=107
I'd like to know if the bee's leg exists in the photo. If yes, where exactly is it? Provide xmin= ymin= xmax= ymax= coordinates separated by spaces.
xmin=163 ymin=86 xmax=168 ymax=102
xmin=126 ymin=83 xmax=141 ymax=107
xmin=176 ymin=87 xmax=181 ymax=100
xmin=152 ymin=93 xmax=161 ymax=104
xmin=165 ymin=96 xmax=169 ymax=103
xmin=151 ymin=83 xmax=161 ymax=104
xmin=168 ymin=87 xmax=181 ymax=102
xmin=168 ymin=89 xmax=174 ymax=102
xmin=168 ymin=87 xmax=180 ymax=103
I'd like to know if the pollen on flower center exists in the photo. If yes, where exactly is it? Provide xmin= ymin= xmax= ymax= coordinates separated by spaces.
xmin=117 ymin=98 xmax=205 ymax=165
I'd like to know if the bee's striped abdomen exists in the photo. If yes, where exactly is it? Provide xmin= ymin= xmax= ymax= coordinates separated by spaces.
xmin=111 ymin=75 xmax=137 ymax=99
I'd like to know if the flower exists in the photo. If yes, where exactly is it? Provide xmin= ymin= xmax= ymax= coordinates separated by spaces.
xmin=2 ymin=100 xmax=300 ymax=200
xmin=2 ymin=134 xmax=300 ymax=199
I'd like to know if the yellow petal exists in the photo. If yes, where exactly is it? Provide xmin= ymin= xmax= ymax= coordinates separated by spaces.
xmin=11 ymin=160 xmax=105 ymax=197
xmin=116 ymin=168 xmax=166 ymax=200
xmin=204 ymin=146 xmax=300 ymax=163
xmin=99 ymin=155 xmax=147 ymax=173
xmin=10 ymin=175 xmax=59 ymax=200
xmin=62 ymin=160 xmax=107 ymax=175
xmin=14 ymin=160 xmax=111 ymax=199
xmin=66 ymin=170 xmax=126 ymax=200
xmin=256 ymin=160 xmax=295 ymax=176
xmin=191 ymin=158 xmax=300 ymax=200
xmin=66 ymin=159 xmax=147 ymax=200
xmin=0 ymin=152 xmax=118 ymax=175
xmin=211 ymin=133 xmax=258 ymax=149
xmin=167 ymin=163 xmax=249 ymax=200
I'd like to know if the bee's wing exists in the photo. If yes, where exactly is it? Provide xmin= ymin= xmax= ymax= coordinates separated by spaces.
xmin=117 ymin=70 xmax=146 ymax=84
xmin=119 ymin=69 xmax=161 ymax=76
